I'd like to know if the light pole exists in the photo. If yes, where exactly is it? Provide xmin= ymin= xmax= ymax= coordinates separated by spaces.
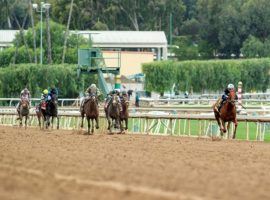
xmin=32 ymin=2 xmax=51 ymax=65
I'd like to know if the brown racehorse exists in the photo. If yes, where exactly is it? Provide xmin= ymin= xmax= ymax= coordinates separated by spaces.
xmin=36 ymin=101 xmax=46 ymax=129
xmin=214 ymin=90 xmax=238 ymax=139
xmin=105 ymin=94 xmax=121 ymax=133
xmin=120 ymin=95 xmax=129 ymax=132
xmin=17 ymin=98 xmax=29 ymax=129
xmin=81 ymin=95 xmax=99 ymax=134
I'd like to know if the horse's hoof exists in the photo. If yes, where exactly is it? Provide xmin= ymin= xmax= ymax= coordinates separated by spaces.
xmin=96 ymin=126 xmax=99 ymax=129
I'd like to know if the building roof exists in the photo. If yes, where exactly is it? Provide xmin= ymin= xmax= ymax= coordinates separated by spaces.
xmin=0 ymin=30 xmax=167 ymax=48
xmin=74 ymin=31 xmax=167 ymax=48
xmin=0 ymin=30 xmax=18 ymax=47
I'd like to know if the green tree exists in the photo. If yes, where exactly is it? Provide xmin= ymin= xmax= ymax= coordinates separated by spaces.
xmin=241 ymin=35 xmax=264 ymax=58
xmin=0 ymin=21 xmax=87 ymax=66
xmin=172 ymin=36 xmax=199 ymax=60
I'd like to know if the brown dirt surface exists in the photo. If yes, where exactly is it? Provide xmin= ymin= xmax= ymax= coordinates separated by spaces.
xmin=0 ymin=126 xmax=270 ymax=200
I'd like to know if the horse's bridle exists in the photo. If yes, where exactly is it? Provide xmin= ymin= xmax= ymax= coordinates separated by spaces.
xmin=227 ymin=90 xmax=236 ymax=105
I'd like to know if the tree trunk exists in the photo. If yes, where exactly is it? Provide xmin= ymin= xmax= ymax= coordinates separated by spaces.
xmin=45 ymin=0 xmax=52 ymax=64
xmin=13 ymin=14 xmax=32 ymax=63
xmin=119 ymin=5 xmax=139 ymax=31
xmin=62 ymin=0 xmax=74 ymax=64
xmin=28 ymin=0 xmax=37 ymax=64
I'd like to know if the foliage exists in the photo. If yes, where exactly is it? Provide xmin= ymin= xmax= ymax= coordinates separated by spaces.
xmin=2 ymin=0 xmax=270 ymax=60
xmin=0 ymin=21 xmax=87 ymax=66
xmin=0 ymin=64 xmax=96 ymax=98
xmin=142 ymin=59 xmax=270 ymax=93
xmin=241 ymin=35 xmax=264 ymax=58
xmin=172 ymin=36 xmax=199 ymax=60
xmin=92 ymin=21 xmax=109 ymax=30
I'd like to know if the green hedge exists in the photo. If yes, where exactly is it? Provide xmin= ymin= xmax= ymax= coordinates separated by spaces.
xmin=0 ymin=64 xmax=96 ymax=98
xmin=142 ymin=59 xmax=270 ymax=93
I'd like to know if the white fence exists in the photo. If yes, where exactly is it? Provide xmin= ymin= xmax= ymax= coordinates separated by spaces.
xmin=0 ymin=98 xmax=80 ymax=107
xmin=0 ymin=111 xmax=269 ymax=141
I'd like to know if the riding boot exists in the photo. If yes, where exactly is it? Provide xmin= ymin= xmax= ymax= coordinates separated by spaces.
xmin=218 ymin=101 xmax=224 ymax=112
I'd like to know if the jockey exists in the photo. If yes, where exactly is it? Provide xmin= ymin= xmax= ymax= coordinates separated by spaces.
xmin=104 ymin=89 xmax=122 ymax=112
xmin=120 ymin=90 xmax=128 ymax=101
xmin=85 ymin=83 xmax=101 ymax=97
xmin=17 ymin=87 xmax=31 ymax=113
xmin=49 ymin=87 xmax=58 ymax=102
xmin=41 ymin=89 xmax=49 ymax=102
xmin=217 ymin=83 xmax=238 ymax=112
xmin=104 ymin=91 xmax=113 ymax=110
xmin=80 ymin=84 xmax=100 ymax=112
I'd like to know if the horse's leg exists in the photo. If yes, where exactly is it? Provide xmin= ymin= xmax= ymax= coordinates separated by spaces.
xmin=218 ymin=118 xmax=226 ymax=135
xmin=87 ymin=117 xmax=90 ymax=134
xmin=25 ymin=116 xmax=28 ymax=129
xmin=81 ymin=113 xmax=84 ymax=129
xmin=108 ymin=117 xmax=112 ymax=132
xmin=51 ymin=117 xmax=54 ymax=130
xmin=91 ymin=118 xmax=94 ymax=134
xmin=227 ymin=122 xmax=231 ymax=139
xmin=221 ymin=120 xmax=226 ymax=134
xmin=46 ymin=116 xmax=50 ymax=129
xmin=95 ymin=117 xmax=99 ymax=129
xmin=19 ymin=114 xmax=22 ymax=127
xmin=119 ymin=119 xmax=124 ymax=133
xmin=57 ymin=116 xmax=59 ymax=129
xmin=42 ymin=115 xmax=45 ymax=130
xmin=37 ymin=114 xmax=41 ymax=129
xmin=233 ymin=119 xmax=238 ymax=139
xmin=214 ymin=113 xmax=222 ymax=135
xmin=125 ymin=118 xmax=128 ymax=130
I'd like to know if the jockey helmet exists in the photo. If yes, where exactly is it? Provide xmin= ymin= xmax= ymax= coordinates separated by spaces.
xmin=43 ymin=89 xmax=49 ymax=94
xmin=227 ymin=84 xmax=234 ymax=90
xmin=90 ymin=83 xmax=96 ymax=88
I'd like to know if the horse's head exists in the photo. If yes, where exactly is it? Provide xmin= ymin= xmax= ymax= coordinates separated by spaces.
xmin=89 ymin=95 xmax=97 ymax=104
xmin=227 ymin=90 xmax=236 ymax=105
xmin=49 ymin=94 xmax=58 ymax=107
xmin=21 ymin=98 xmax=29 ymax=108
xmin=112 ymin=94 xmax=118 ymax=106
xmin=121 ymin=95 xmax=129 ymax=108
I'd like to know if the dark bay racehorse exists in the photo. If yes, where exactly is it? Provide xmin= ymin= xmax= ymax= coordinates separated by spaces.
xmin=105 ymin=94 xmax=122 ymax=133
xmin=36 ymin=95 xmax=59 ymax=129
xmin=17 ymin=98 xmax=29 ymax=129
xmin=45 ymin=94 xmax=59 ymax=129
xmin=120 ymin=95 xmax=129 ymax=132
xmin=80 ymin=95 xmax=99 ymax=134
xmin=214 ymin=90 xmax=237 ymax=139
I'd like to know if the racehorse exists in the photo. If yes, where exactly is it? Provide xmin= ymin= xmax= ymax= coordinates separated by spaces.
xmin=36 ymin=101 xmax=46 ymax=129
xmin=80 ymin=95 xmax=99 ymax=134
xmin=36 ymin=95 xmax=59 ymax=129
xmin=120 ymin=95 xmax=129 ymax=132
xmin=214 ymin=90 xmax=237 ymax=139
xmin=45 ymin=94 xmax=59 ymax=129
xmin=105 ymin=94 xmax=122 ymax=133
xmin=17 ymin=98 xmax=29 ymax=129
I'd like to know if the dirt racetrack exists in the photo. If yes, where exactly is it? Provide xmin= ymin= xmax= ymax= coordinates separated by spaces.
xmin=0 ymin=126 xmax=270 ymax=200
